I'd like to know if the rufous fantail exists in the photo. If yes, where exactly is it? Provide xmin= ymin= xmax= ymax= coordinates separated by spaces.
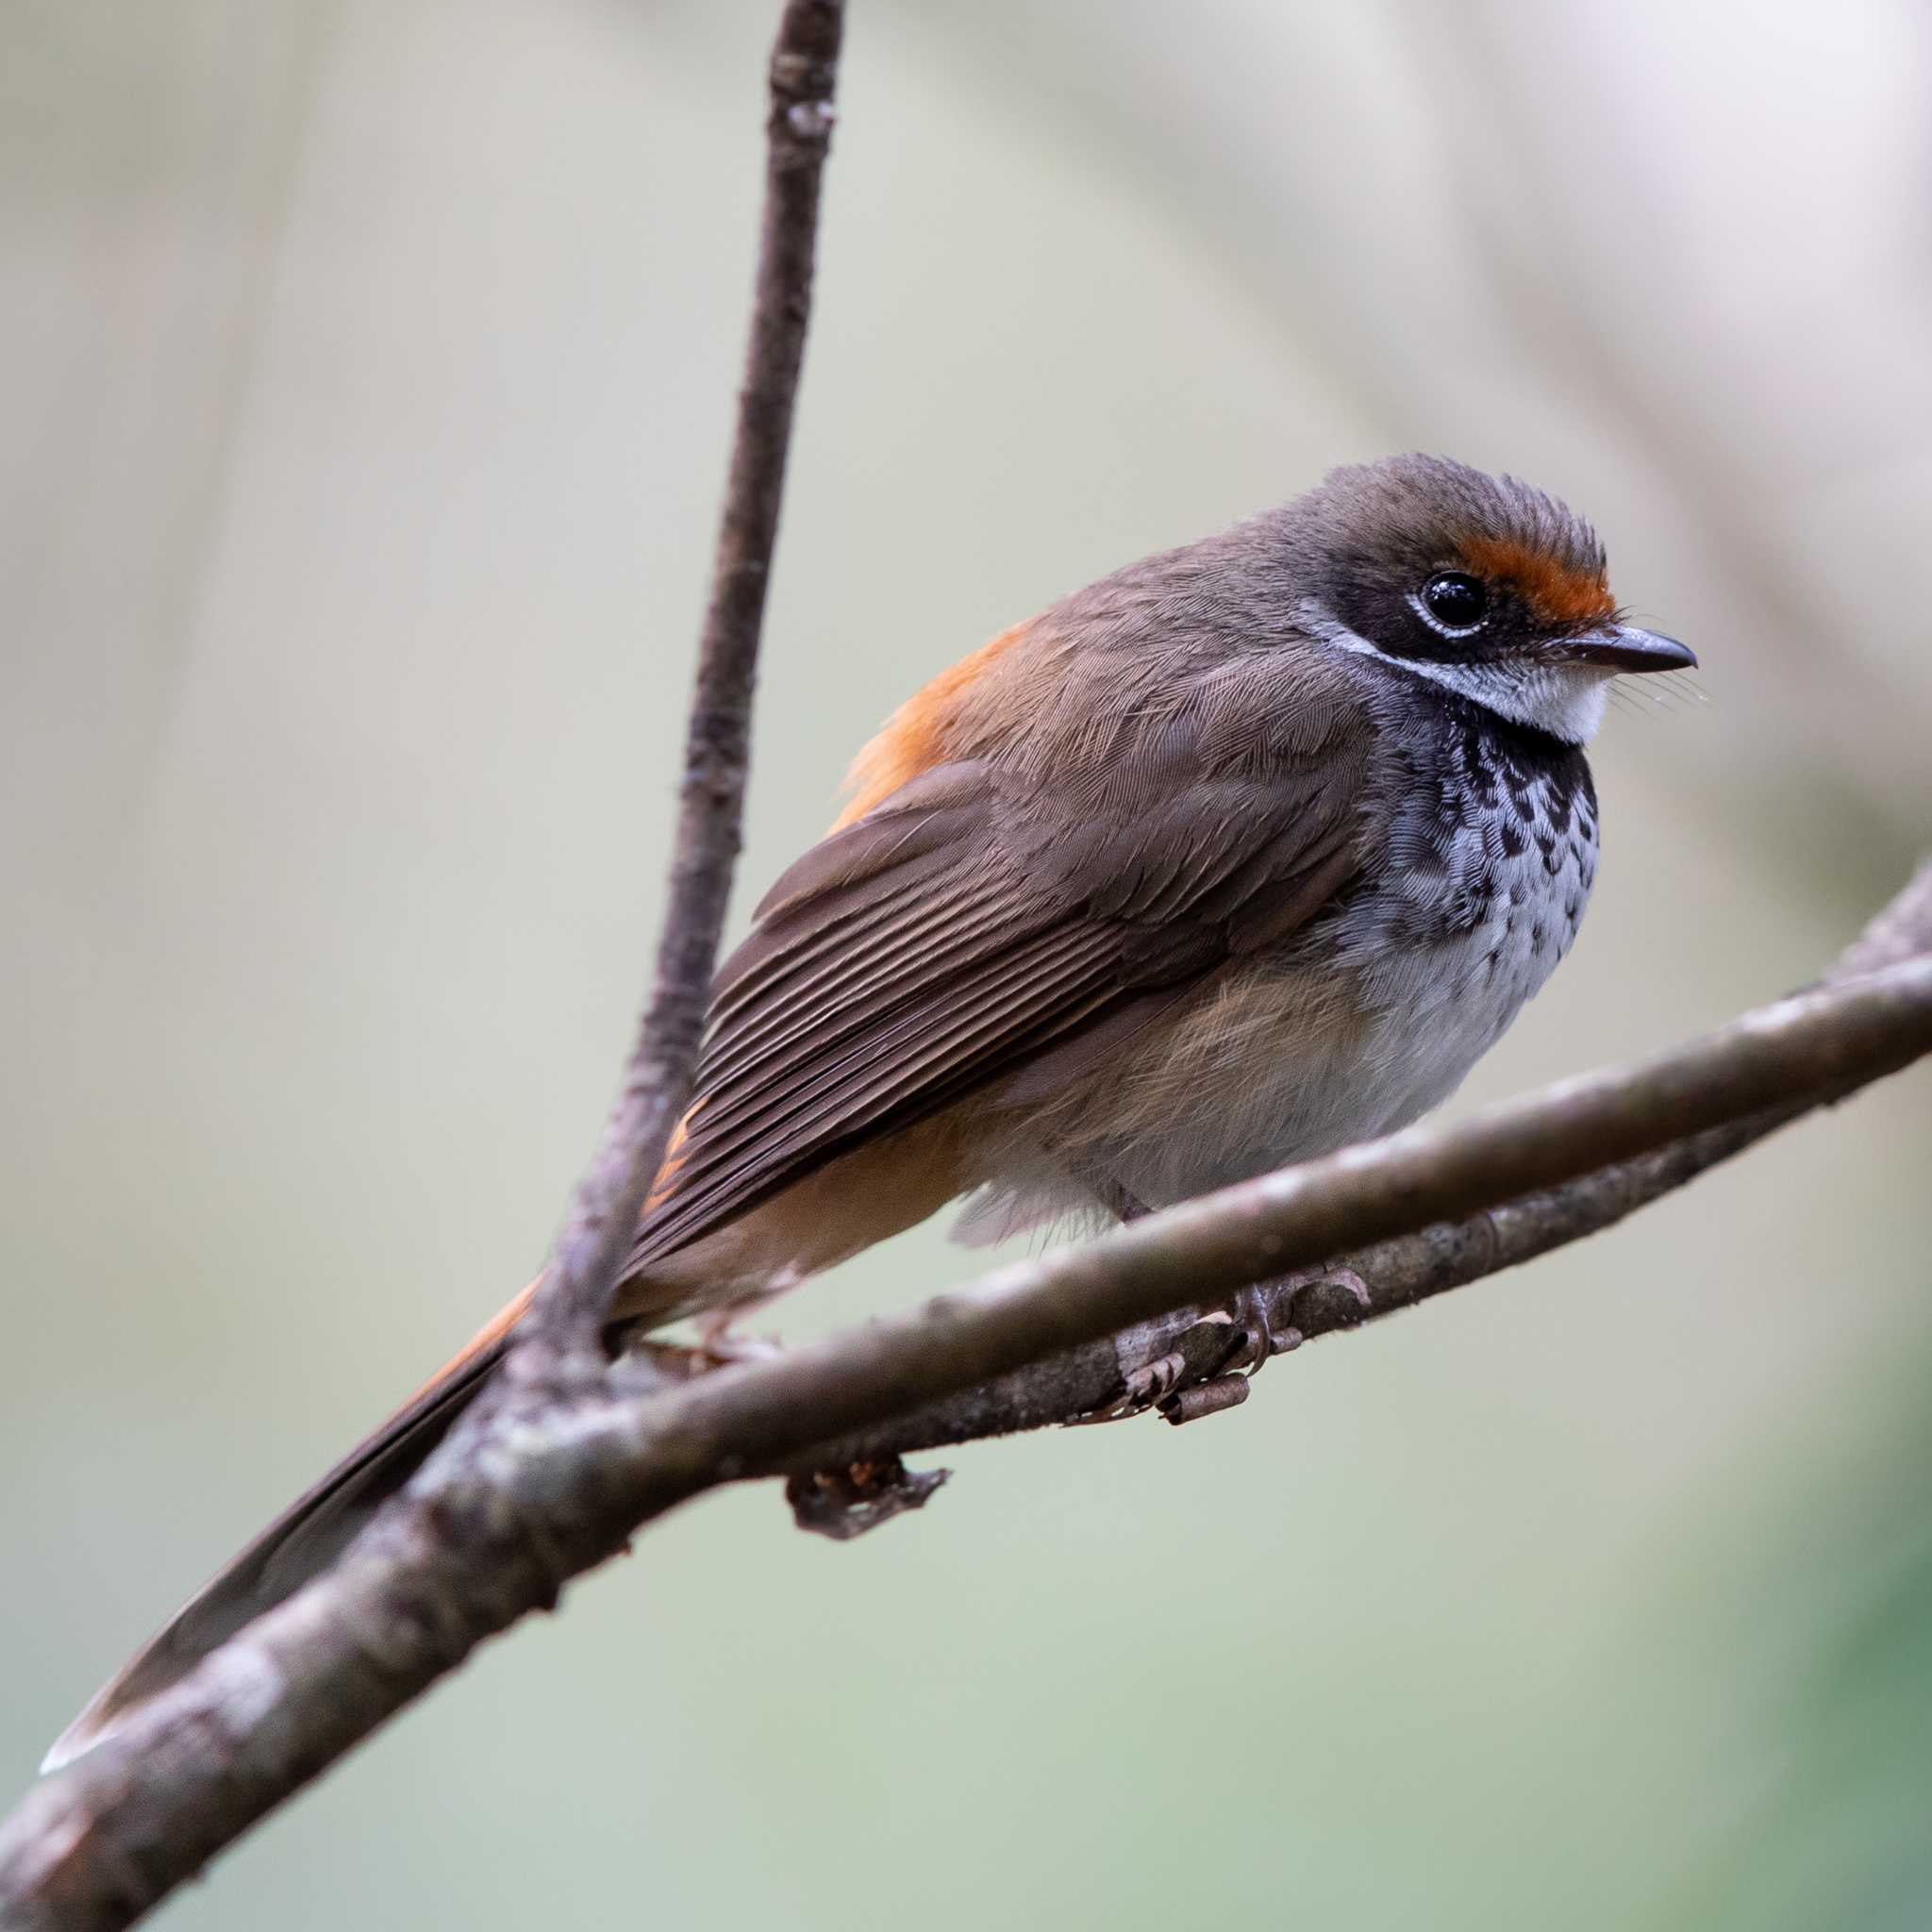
xmin=47 ymin=453 xmax=1693 ymax=1767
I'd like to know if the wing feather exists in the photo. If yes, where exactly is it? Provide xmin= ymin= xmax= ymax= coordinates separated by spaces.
xmin=624 ymin=658 xmax=1377 ymax=1278
xmin=640 ymin=917 xmax=1120 ymax=1255
xmin=696 ymin=879 xmax=1036 ymax=1097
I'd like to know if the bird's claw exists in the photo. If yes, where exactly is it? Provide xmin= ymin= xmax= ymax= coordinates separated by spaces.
xmin=1069 ymin=1348 xmax=1186 ymax=1424
xmin=1124 ymin=1350 xmax=1188 ymax=1406
xmin=1093 ymin=1266 xmax=1374 ymax=1425
xmin=1205 ymin=1283 xmax=1281 ymax=1379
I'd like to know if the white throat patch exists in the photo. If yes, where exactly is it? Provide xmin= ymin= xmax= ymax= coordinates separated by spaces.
xmin=1299 ymin=598 xmax=1611 ymax=744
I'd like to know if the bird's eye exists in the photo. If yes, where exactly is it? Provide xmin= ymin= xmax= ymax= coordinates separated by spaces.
xmin=1418 ymin=571 xmax=1490 ymax=633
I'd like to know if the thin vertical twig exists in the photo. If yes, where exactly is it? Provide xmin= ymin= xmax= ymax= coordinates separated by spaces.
xmin=0 ymin=8 xmax=846 ymax=1928
xmin=518 ymin=0 xmax=844 ymax=1360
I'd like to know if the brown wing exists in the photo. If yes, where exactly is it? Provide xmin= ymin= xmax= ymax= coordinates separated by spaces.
xmin=625 ymin=659 xmax=1373 ymax=1271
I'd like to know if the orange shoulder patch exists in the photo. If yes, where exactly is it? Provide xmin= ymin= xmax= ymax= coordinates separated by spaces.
xmin=831 ymin=620 xmax=1030 ymax=829
xmin=1457 ymin=533 xmax=1615 ymax=629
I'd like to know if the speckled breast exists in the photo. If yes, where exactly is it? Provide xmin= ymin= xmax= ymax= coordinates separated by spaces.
xmin=1335 ymin=696 xmax=1600 ymax=1132
xmin=1068 ymin=700 xmax=1603 ymax=1218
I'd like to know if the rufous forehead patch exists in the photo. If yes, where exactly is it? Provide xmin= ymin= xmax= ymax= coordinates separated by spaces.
xmin=1457 ymin=533 xmax=1615 ymax=629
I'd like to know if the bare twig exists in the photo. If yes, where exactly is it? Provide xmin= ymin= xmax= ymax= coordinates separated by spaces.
xmin=1831 ymin=856 xmax=1932 ymax=979
xmin=3 ymin=875 xmax=1927 ymax=1931
xmin=0 ymin=7 xmax=845 ymax=1930
xmin=515 ymin=0 xmax=842 ymax=1362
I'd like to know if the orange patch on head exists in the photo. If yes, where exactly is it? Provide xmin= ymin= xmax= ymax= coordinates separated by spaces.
xmin=831 ymin=620 xmax=1030 ymax=829
xmin=1458 ymin=533 xmax=1615 ymax=629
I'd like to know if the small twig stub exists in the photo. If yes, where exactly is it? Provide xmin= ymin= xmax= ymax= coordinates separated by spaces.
xmin=786 ymin=1458 xmax=951 ymax=1540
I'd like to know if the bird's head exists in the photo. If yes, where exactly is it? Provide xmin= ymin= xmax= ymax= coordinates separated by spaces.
xmin=1289 ymin=453 xmax=1694 ymax=743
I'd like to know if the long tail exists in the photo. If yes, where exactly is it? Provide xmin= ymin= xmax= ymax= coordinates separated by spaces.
xmin=42 ymin=1285 xmax=537 ymax=1771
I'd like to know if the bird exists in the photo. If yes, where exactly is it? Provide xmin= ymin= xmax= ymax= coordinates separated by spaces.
xmin=46 ymin=452 xmax=1694 ymax=1767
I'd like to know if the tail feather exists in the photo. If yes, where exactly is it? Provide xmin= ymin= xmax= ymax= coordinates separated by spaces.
xmin=42 ymin=1286 xmax=535 ymax=1771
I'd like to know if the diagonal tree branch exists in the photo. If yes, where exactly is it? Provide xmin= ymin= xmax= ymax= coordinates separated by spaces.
xmin=612 ymin=951 xmax=1931 ymax=1492
xmin=2 ymin=867 xmax=1927 ymax=1931
xmin=783 ymin=858 xmax=1932 ymax=1467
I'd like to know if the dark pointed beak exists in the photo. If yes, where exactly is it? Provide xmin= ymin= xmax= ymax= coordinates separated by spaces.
xmin=1557 ymin=625 xmax=1698 ymax=675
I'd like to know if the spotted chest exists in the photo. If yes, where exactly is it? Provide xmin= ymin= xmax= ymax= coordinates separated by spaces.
xmin=1331 ymin=698 xmax=1599 ymax=1127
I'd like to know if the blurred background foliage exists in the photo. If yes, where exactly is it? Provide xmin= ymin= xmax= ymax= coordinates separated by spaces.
xmin=3 ymin=2 xmax=1929 ymax=1926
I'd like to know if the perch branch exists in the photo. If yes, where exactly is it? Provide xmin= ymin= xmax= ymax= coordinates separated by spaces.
xmin=781 ymin=857 xmax=1932 ymax=1465
xmin=2 ymin=866 xmax=1927 ymax=1931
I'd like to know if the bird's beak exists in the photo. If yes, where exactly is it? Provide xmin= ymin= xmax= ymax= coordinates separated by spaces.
xmin=1556 ymin=625 xmax=1698 ymax=675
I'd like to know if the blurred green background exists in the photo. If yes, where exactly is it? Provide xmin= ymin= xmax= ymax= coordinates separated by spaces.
xmin=4 ymin=2 xmax=1930 ymax=1926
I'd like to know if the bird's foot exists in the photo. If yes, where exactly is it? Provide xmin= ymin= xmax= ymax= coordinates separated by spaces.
xmin=1122 ymin=1350 xmax=1189 ymax=1407
xmin=1198 ymin=1280 xmax=1284 ymax=1379
xmin=1221 ymin=1265 xmax=1374 ymax=1373
xmin=1092 ymin=1267 xmax=1374 ymax=1426
xmin=1069 ymin=1346 xmax=1185 ymax=1426
xmin=1147 ymin=1286 xmax=1275 ymax=1428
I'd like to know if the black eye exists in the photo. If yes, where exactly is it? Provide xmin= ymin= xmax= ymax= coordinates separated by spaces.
xmin=1420 ymin=571 xmax=1490 ymax=632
